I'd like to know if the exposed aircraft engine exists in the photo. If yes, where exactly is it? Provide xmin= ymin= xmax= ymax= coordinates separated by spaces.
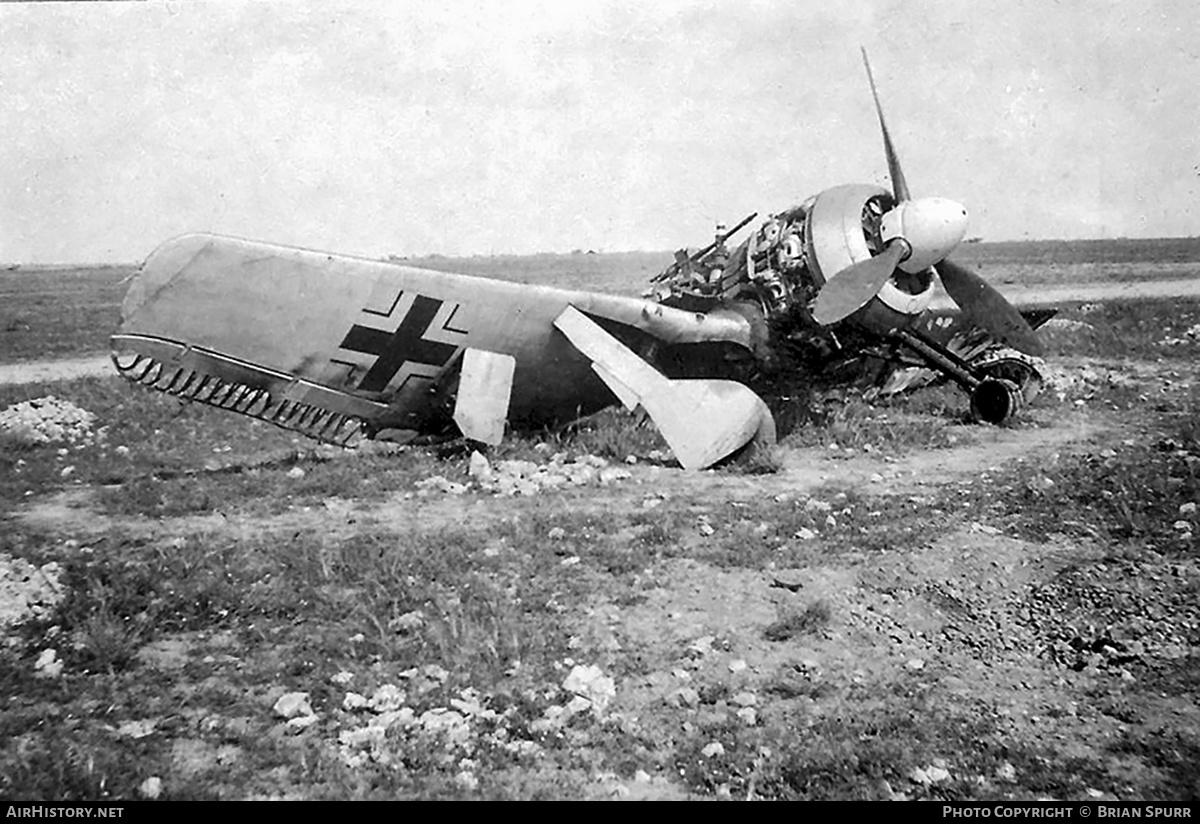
xmin=802 ymin=184 xmax=939 ymax=336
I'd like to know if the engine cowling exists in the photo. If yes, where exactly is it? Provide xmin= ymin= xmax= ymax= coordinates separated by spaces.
xmin=804 ymin=184 xmax=937 ymax=336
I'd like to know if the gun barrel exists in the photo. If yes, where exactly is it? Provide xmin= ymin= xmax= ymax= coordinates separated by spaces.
xmin=688 ymin=211 xmax=758 ymax=263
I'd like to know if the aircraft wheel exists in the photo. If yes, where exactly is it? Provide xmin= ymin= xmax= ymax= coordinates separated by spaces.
xmin=978 ymin=355 xmax=1043 ymax=404
xmin=969 ymin=378 xmax=1023 ymax=426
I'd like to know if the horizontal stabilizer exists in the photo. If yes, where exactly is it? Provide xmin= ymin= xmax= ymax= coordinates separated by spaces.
xmin=554 ymin=306 xmax=774 ymax=469
xmin=453 ymin=348 xmax=516 ymax=445
xmin=111 ymin=334 xmax=390 ymax=446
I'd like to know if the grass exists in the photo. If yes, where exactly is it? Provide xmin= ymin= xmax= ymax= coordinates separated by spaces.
xmin=958 ymin=385 xmax=1198 ymax=553
xmin=3 ymin=245 xmax=1200 ymax=799
xmin=0 ymin=266 xmax=132 ymax=362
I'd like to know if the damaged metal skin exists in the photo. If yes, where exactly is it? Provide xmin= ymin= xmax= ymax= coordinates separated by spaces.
xmin=111 ymin=54 xmax=1054 ymax=465
xmin=113 ymin=233 xmax=762 ymax=452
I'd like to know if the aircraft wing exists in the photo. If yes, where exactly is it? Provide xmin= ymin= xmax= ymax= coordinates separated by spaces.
xmin=112 ymin=233 xmax=771 ymax=466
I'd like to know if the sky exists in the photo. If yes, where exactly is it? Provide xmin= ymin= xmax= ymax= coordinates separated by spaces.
xmin=2 ymin=0 xmax=1197 ymax=263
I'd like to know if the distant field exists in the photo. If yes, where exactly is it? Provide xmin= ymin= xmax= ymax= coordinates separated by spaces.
xmin=2 ymin=238 xmax=1198 ymax=363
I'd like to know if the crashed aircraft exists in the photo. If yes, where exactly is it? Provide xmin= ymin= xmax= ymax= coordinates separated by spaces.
xmin=111 ymin=52 xmax=1049 ymax=469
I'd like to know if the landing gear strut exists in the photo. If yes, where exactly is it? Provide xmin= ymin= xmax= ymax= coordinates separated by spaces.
xmin=890 ymin=328 xmax=1037 ymax=425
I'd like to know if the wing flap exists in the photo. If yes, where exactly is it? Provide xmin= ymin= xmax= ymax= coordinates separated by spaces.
xmin=452 ymin=348 xmax=516 ymax=445
xmin=112 ymin=333 xmax=389 ymax=446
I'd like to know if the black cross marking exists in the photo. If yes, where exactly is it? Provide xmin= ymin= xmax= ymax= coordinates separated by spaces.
xmin=339 ymin=294 xmax=460 ymax=392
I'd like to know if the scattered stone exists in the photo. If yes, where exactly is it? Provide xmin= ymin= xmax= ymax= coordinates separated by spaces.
xmin=794 ymin=527 xmax=817 ymax=541
xmin=995 ymin=762 xmax=1018 ymax=782
xmin=343 ymin=692 xmax=370 ymax=712
xmin=138 ymin=776 xmax=163 ymax=800
xmin=906 ymin=658 xmax=926 ymax=671
xmin=688 ymin=635 xmax=715 ymax=656
xmin=33 ymin=648 xmax=63 ymax=679
xmin=548 ymin=527 xmax=566 ymax=540
xmin=0 ymin=396 xmax=97 ymax=445
xmin=116 ymin=719 xmax=157 ymax=739
xmin=701 ymin=742 xmax=725 ymax=758
xmin=736 ymin=706 xmax=757 ymax=725
xmin=286 ymin=466 xmax=306 ymax=479
xmin=0 ymin=555 xmax=64 ymax=630
xmin=369 ymin=684 xmax=407 ymax=712
xmin=286 ymin=714 xmax=319 ymax=732
xmin=728 ymin=659 xmax=748 ymax=674
xmin=909 ymin=764 xmax=951 ymax=785
xmin=562 ymin=664 xmax=616 ymax=714
xmin=1181 ymin=502 xmax=1197 ymax=516
xmin=272 ymin=692 xmax=313 ymax=720
xmin=455 ymin=769 xmax=479 ymax=792
xmin=389 ymin=611 xmax=425 ymax=632
xmin=732 ymin=691 xmax=757 ymax=707
xmin=467 ymin=451 xmax=493 ymax=482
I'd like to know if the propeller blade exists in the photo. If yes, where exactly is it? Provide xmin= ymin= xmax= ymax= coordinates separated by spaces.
xmin=936 ymin=258 xmax=1044 ymax=357
xmin=812 ymin=240 xmax=908 ymax=325
xmin=861 ymin=47 xmax=910 ymax=203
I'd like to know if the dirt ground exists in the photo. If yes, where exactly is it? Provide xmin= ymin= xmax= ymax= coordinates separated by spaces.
xmin=9 ymin=352 xmax=1197 ymax=799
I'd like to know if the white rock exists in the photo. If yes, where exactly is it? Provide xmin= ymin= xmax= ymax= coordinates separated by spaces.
xmin=286 ymin=466 xmax=306 ymax=479
xmin=138 ymin=776 xmax=163 ymax=799
xmin=562 ymin=664 xmax=616 ymax=714
xmin=1180 ymin=502 xmax=1197 ymax=515
xmin=286 ymin=714 xmax=319 ymax=732
xmin=467 ymin=451 xmax=493 ymax=481
xmin=116 ymin=719 xmax=157 ymax=739
xmin=390 ymin=610 xmax=425 ymax=632
xmin=736 ymin=707 xmax=757 ymax=725
xmin=909 ymin=765 xmax=951 ymax=785
xmin=728 ymin=659 xmax=748 ymax=673
xmin=701 ymin=742 xmax=725 ymax=758
xmin=273 ymin=692 xmax=313 ymax=719
xmin=564 ymin=695 xmax=593 ymax=716
xmin=343 ymin=692 xmax=370 ymax=712
xmin=33 ymin=648 xmax=63 ymax=679
xmin=369 ymin=684 xmax=407 ymax=712
xmin=794 ymin=527 xmax=817 ymax=541
xmin=599 ymin=467 xmax=632 ymax=485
